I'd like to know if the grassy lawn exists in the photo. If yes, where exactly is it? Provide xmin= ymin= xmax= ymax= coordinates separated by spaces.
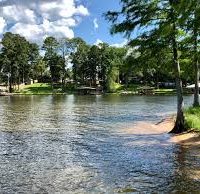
xmin=185 ymin=107 xmax=200 ymax=132
xmin=120 ymin=84 xmax=141 ymax=91
xmin=16 ymin=83 xmax=64 ymax=95
xmin=115 ymin=84 xmax=142 ymax=94
xmin=116 ymin=84 xmax=177 ymax=95
xmin=153 ymin=88 xmax=176 ymax=95
xmin=15 ymin=83 xmax=189 ymax=96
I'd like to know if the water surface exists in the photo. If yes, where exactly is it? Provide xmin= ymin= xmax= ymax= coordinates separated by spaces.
xmin=0 ymin=95 xmax=199 ymax=193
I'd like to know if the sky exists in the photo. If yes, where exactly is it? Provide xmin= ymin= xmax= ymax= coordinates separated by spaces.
xmin=0 ymin=0 xmax=126 ymax=47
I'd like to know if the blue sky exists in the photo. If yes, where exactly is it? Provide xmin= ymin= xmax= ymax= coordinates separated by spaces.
xmin=74 ymin=0 xmax=126 ymax=45
xmin=0 ymin=0 xmax=126 ymax=46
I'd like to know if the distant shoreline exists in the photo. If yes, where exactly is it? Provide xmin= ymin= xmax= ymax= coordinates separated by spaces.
xmin=5 ymin=83 xmax=192 ymax=96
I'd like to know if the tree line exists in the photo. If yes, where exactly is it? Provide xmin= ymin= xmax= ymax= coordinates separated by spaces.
xmin=0 ymin=31 xmax=194 ymax=93
xmin=0 ymin=32 xmax=134 ymax=93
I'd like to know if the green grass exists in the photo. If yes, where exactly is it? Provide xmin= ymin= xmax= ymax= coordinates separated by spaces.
xmin=115 ymin=84 xmax=142 ymax=94
xmin=116 ymin=84 xmax=177 ymax=95
xmin=16 ymin=83 xmax=64 ymax=95
xmin=120 ymin=84 xmax=141 ymax=91
xmin=185 ymin=107 xmax=200 ymax=131
xmin=154 ymin=88 xmax=176 ymax=95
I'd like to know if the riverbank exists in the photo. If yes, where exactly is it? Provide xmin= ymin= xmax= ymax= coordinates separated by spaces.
xmin=124 ymin=117 xmax=200 ymax=145
xmin=14 ymin=83 xmax=68 ymax=95
xmin=14 ymin=82 xmax=191 ymax=95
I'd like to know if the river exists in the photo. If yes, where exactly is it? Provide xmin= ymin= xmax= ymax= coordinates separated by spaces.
xmin=0 ymin=95 xmax=199 ymax=193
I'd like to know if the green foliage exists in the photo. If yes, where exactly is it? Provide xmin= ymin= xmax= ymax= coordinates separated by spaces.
xmin=0 ymin=32 xmax=39 ymax=92
xmin=185 ymin=107 xmax=200 ymax=131
xmin=70 ymin=40 xmax=127 ymax=91
xmin=18 ymin=83 xmax=64 ymax=95
xmin=34 ymin=57 xmax=47 ymax=78
xmin=71 ymin=38 xmax=90 ymax=83
xmin=43 ymin=37 xmax=65 ymax=84
xmin=105 ymin=0 xmax=195 ymax=132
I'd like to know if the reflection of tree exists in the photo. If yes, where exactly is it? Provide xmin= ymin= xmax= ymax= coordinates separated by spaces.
xmin=171 ymin=144 xmax=200 ymax=192
xmin=47 ymin=95 xmax=68 ymax=129
xmin=73 ymin=95 xmax=97 ymax=105
xmin=1 ymin=95 xmax=47 ymax=131
xmin=2 ymin=96 xmax=34 ymax=131
xmin=72 ymin=95 xmax=98 ymax=129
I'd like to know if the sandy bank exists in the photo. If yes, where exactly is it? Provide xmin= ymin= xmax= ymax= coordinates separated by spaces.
xmin=125 ymin=117 xmax=200 ymax=146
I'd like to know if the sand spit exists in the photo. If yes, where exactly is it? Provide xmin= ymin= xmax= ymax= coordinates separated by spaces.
xmin=125 ymin=117 xmax=200 ymax=146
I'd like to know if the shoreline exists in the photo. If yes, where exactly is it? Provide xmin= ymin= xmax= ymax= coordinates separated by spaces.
xmin=124 ymin=117 xmax=200 ymax=146
xmin=9 ymin=92 xmax=193 ymax=96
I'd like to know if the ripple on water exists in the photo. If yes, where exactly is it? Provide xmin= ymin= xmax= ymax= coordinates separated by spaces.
xmin=0 ymin=95 xmax=199 ymax=193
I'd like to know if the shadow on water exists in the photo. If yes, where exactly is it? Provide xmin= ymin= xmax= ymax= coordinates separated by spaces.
xmin=0 ymin=94 xmax=199 ymax=193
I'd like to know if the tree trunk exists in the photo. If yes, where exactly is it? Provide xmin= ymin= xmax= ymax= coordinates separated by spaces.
xmin=169 ymin=21 xmax=186 ymax=134
xmin=18 ymin=77 xmax=20 ymax=90
xmin=73 ymin=65 xmax=77 ymax=85
xmin=62 ymin=54 xmax=66 ymax=91
xmin=9 ymin=65 xmax=12 ymax=93
xmin=193 ymin=18 xmax=200 ymax=107
xmin=62 ymin=76 xmax=66 ymax=91
xmin=22 ymin=65 xmax=25 ymax=84
xmin=9 ymin=77 xmax=12 ymax=93
xmin=156 ymin=57 xmax=160 ymax=89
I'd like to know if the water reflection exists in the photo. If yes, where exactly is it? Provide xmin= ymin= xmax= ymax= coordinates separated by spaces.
xmin=171 ymin=144 xmax=200 ymax=192
xmin=0 ymin=94 xmax=199 ymax=193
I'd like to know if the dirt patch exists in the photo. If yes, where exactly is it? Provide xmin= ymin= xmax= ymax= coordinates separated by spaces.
xmin=170 ymin=132 xmax=200 ymax=145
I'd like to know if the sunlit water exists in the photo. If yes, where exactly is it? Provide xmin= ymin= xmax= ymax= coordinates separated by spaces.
xmin=0 ymin=95 xmax=199 ymax=193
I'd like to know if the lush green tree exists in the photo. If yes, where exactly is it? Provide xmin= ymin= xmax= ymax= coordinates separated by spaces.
xmin=106 ymin=0 xmax=186 ymax=133
xmin=104 ymin=46 xmax=127 ymax=91
xmin=70 ymin=39 xmax=128 ymax=91
xmin=49 ymin=54 xmax=65 ymax=83
xmin=58 ymin=38 xmax=80 ymax=88
xmin=179 ymin=1 xmax=200 ymax=107
xmin=28 ymin=43 xmax=40 ymax=81
xmin=0 ymin=32 xmax=32 ymax=92
xmin=129 ymin=35 xmax=173 ymax=87
xmin=33 ymin=57 xmax=47 ymax=79
xmin=43 ymin=37 xmax=61 ymax=87
xmin=71 ymin=38 xmax=90 ymax=85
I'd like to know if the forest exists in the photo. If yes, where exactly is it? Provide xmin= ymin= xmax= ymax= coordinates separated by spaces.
xmin=0 ymin=31 xmax=188 ymax=93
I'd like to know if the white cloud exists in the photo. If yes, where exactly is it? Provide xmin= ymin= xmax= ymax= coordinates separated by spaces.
xmin=54 ymin=18 xmax=76 ymax=27
xmin=95 ymin=39 xmax=103 ymax=45
xmin=0 ymin=17 xmax=6 ymax=34
xmin=76 ymin=5 xmax=89 ymax=16
xmin=10 ymin=19 xmax=74 ymax=44
xmin=1 ymin=6 xmax=37 ymax=24
xmin=0 ymin=0 xmax=89 ymax=43
xmin=40 ymin=0 xmax=89 ymax=20
xmin=111 ymin=40 xmax=128 ymax=48
xmin=93 ymin=18 xmax=98 ymax=30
